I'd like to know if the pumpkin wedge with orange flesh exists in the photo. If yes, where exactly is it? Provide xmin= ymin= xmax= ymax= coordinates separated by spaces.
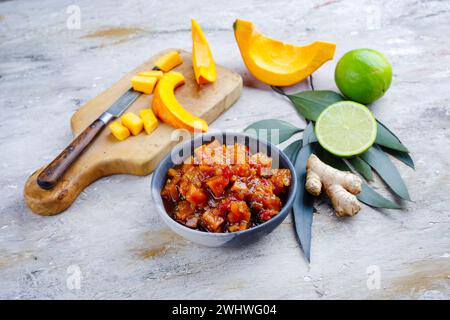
xmin=191 ymin=18 xmax=216 ymax=85
xmin=152 ymin=72 xmax=208 ymax=133
xmin=233 ymin=19 xmax=336 ymax=86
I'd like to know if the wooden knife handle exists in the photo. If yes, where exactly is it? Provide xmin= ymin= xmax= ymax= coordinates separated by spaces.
xmin=37 ymin=119 xmax=105 ymax=190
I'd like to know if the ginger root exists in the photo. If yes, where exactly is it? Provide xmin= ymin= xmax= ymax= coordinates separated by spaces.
xmin=305 ymin=154 xmax=362 ymax=217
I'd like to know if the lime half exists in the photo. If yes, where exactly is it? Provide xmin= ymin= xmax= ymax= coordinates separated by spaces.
xmin=315 ymin=101 xmax=377 ymax=157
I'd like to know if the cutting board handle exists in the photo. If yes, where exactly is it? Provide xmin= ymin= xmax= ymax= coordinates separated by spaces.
xmin=37 ymin=119 xmax=106 ymax=190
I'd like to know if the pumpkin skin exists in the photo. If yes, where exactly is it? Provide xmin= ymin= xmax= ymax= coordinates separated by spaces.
xmin=233 ymin=19 xmax=336 ymax=86
xmin=191 ymin=18 xmax=217 ymax=85
xmin=152 ymin=72 xmax=208 ymax=133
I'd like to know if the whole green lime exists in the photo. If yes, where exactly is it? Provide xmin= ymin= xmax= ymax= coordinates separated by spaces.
xmin=335 ymin=49 xmax=392 ymax=104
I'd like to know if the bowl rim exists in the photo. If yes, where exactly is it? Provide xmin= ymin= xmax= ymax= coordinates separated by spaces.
xmin=151 ymin=131 xmax=298 ymax=237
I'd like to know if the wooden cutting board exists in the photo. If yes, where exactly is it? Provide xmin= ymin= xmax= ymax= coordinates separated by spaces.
xmin=24 ymin=49 xmax=242 ymax=216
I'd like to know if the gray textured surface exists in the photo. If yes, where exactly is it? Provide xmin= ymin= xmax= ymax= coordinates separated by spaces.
xmin=1 ymin=0 xmax=449 ymax=299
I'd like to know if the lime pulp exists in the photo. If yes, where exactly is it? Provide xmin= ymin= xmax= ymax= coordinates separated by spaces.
xmin=315 ymin=101 xmax=377 ymax=157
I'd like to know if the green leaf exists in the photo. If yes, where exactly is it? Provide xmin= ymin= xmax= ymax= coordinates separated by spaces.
xmin=360 ymin=146 xmax=411 ymax=200
xmin=348 ymin=157 xmax=373 ymax=181
xmin=357 ymin=184 xmax=403 ymax=209
xmin=287 ymin=90 xmax=344 ymax=121
xmin=302 ymin=121 xmax=317 ymax=145
xmin=315 ymin=145 xmax=347 ymax=170
xmin=382 ymin=147 xmax=415 ymax=169
xmin=244 ymin=119 xmax=303 ymax=144
xmin=293 ymin=142 xmax=315 ymax=263
xmin=375 ymin=121 xmax=409 ymax=152
xmin=283 ymin=139 xmax=302 ymax=163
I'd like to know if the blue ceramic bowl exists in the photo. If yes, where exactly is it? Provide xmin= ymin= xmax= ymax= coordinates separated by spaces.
xmin=151 ymin=132 xmax=298 ymax=247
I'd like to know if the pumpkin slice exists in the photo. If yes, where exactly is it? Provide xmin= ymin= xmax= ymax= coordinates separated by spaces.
xmin=154 ymin=50 xmax=183 ymax=72
xmin=233 ymin=19 xmax=336 ymax=86
xmin=131 ymin=76 xmax=157 ymax=94
xmin=191 ymin=18 xmax=216 ymax=85
xmin=152 ymin=72 xmax=208 ymax=133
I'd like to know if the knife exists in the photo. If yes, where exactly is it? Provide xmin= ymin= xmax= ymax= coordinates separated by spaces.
xmin=36 ymin=89 xmax=141 ymax=190
xmin=37 ymin=50 xmax=182 ymax=190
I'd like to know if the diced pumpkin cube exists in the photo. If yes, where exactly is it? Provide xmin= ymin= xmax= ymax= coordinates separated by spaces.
xmin=131 ymin=76 xmax=157 ymax=94
xmin=121 ymin=112 xmax=143 ymax=136
xmin=109 ymin=121 xmax=130 ymax=141
xmin=154 ymin=51 xmax=182 ymax=72
xmin=138 ymin=70 xmax=163 ymax=79
xmin=139 ymin=109 xmax=158 ymax=134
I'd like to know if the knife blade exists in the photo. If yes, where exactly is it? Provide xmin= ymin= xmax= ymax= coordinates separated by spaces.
xmin=36 ymin=88 xmax=141 ymax=190
xmin=97 ymin=89 xmax=141 ymax=124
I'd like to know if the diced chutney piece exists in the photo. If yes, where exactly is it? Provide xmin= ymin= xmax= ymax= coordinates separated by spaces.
xmin=227 ymin=201 xmax=251 ymax=232
xmin=161 ymin=175 xmax=181 ymax=201
xmin=198 ymin=164 xmax=216 ymax=178
xmin=194 ymin=140 xmax=222 ymax=165
xmin=227 ymin=201 xmax=251 ymax=224
xmin=249 ymin=152 xmax=272 ymax=167
xmin=228 ymin=143 xmax=249 ymax=165
xmin=186 ymin=185 xmax=207 ymax=207
xmin=206 ymin=175 xmax=229 ymax=197
xmin=230 ymin=179 xmax=249 ymax=200
xmin=167 ymin=168 xmax=178 ymax=178
xmin=185 ymin=216 xmax=200 ymax=229
xmin=201 ymin=208 xmax=225 ymax=232
xmin=227 ymin=220 xmax=250 ymax=232
xmin=174 ymin=200 xmax=194 ymax=221
xmin=262 ymin=194 xmax=282 ymax=212
xmin=270 ymin=169 xmax=292 ymax=194
xmin=259 ymin=209 xmax=279 ymax=221
xmin=231 ymin=164 xmax=251 ymax=177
